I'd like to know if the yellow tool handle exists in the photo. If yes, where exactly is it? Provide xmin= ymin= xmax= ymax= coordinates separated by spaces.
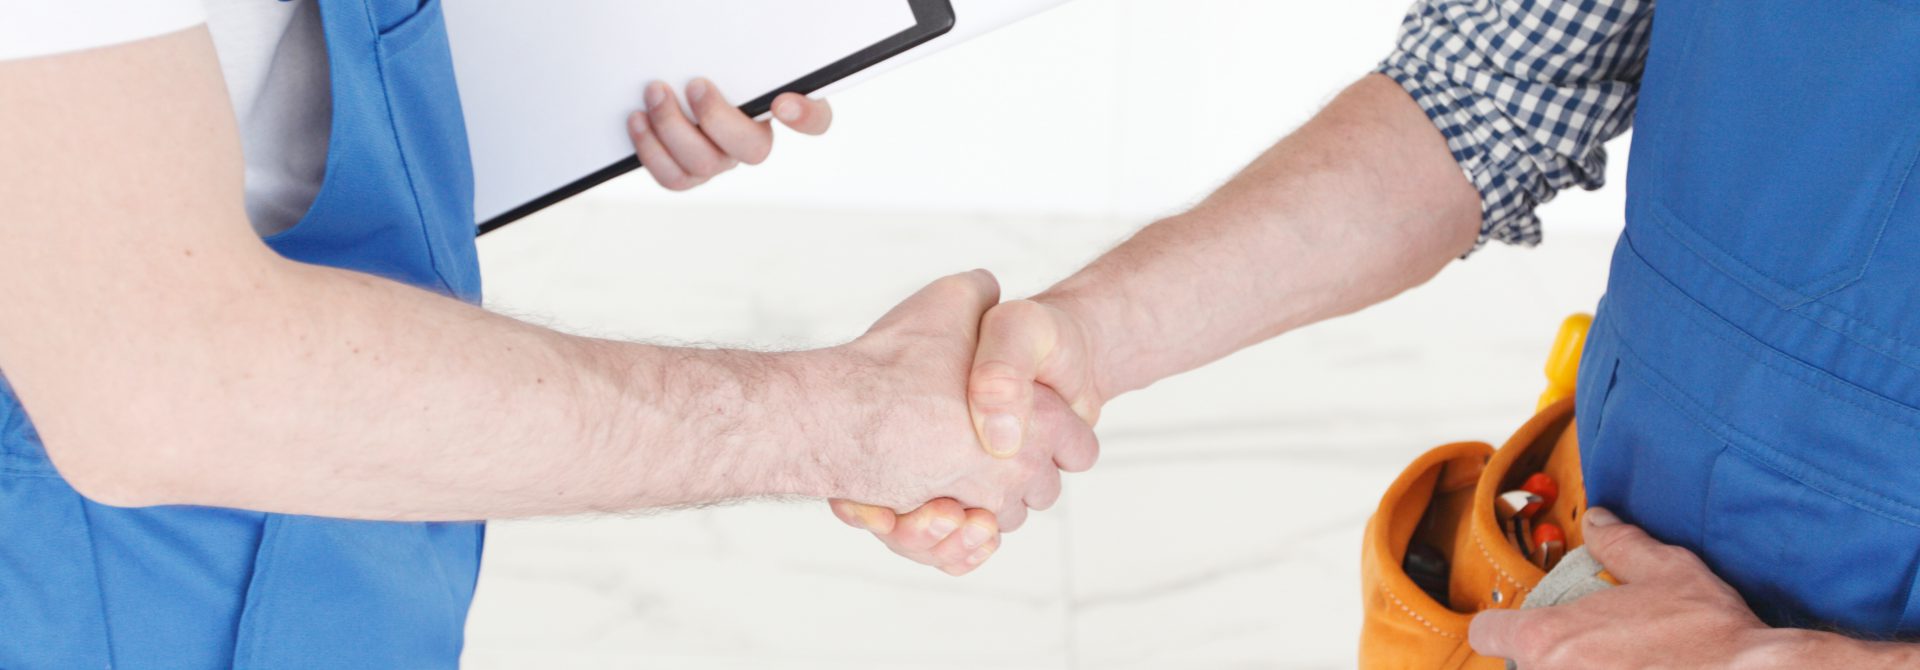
xmin=1537 ymin=314 xmax=1593 ymax=411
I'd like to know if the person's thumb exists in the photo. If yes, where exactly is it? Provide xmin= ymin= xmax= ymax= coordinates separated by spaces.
xmin=1466 ymin=608 xmax=1537 ymax=659
xmin=970 ymin=300 xmax=1070 ymax=458
xmin=771 ymin=92 xmax=833 ymax=136
xmin=1581 ymin=507 xmax=1688 ymax=585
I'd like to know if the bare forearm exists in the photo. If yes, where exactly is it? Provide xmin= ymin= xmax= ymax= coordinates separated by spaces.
xmin=0 ymin=30 xmax=855 ymax=521
xmin=12 ymin=252 xmax=845 ymax=520
xmin=1040 ymin=74 xmax=1480 ymax=398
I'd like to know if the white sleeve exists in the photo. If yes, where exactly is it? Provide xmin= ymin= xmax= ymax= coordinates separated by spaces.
xmin=0 ymin=0 xmax=208 ymax=61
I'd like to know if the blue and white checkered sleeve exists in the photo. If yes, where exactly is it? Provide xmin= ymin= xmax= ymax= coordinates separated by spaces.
xmin=1378 ymin=0 xmax=1653 ymax=250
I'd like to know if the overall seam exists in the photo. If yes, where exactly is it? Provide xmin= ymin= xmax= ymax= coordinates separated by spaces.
xmin=75 ymin=498 xmax=119 ymax=670
xmin=1622 ymin=233 xmax=1920 ymax=432
xmin=1610 ymin=337 xmax=1920 ymax=530
xmin=360 ymin=0 xmax=459 ymax=299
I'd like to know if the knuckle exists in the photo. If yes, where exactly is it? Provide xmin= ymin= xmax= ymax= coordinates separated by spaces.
xmin=969 ymin=366 xmax=1029 ymax=406
xmin=696 ymin=90 xmax=730 ymax=114
xmin=929 ymin=272 xmax=978 ymax=296
xmin=1017 ymin=458 xmax=1048 ymax=479
xmin=928 ymin=499 xmax=964 ymax=520
xmin=1027 ymin=491 xmax=1058 ymax=511
xmin=684 ymin=156 xmax=729 ymax=179
xmin=647 ymin=104 xmax=681 ymax=126
xmin=742 ymin=142 xmax=773 ymax=166
xmin=1590 ymin=527 xmax=1636 ymax=557
xmin=1655 ymin=545 xmax=1703 ymax=570
xmin=984 ymin=299 xmax=1047 ymax=329
xmin=900 ymin=529 xmax=938 ymax=552
xmin=728 ymin=132 xmax=774 ymax=166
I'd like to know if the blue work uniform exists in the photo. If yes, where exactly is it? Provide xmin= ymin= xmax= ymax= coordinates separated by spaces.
xmin=0 ymin=0 xmax=485 ymax=666
xmin=1577 ymin=0 xmax=1920 ymax=637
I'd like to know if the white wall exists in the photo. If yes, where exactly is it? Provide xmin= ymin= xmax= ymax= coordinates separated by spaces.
xmin=580 ymin=0 xmax=1630 ymax=238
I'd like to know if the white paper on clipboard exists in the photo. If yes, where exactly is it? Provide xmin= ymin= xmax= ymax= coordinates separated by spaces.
xmin=447 ymin=0 xmax=918 ymax=225
xmin=447 ymin=0 xmax=1073 ymax=228
xmin=804 ymin=0 xmax=1074 ymax=103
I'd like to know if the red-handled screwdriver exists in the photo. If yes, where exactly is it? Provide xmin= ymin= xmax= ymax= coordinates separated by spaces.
xmin=1496 ymin=490 xmax=1543 ymax=558
xmin=1521 ymin=473 xmax=1559 ymax=510
xmin=1534 ymin=522 xmax=1566 ymax=571
xmin=1514 ymin=473 xmax=1558 ymax=560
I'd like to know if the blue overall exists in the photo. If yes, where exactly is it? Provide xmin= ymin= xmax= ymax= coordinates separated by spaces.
xmin=0 ymin=0 xmax=484 ymax=666
xmin=1576 ymin=0 xmax=1920 ymax=637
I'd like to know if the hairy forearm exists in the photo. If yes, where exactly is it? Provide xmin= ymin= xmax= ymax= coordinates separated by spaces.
xmin=13 ymin=252 xmax=845 ymax=520
xmin=0 ymin=29 xmax=859 ymax=521
xmin=1039 ymin=74 xmax=1481 ymax=398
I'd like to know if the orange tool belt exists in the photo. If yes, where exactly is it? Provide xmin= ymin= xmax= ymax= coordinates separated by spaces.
xmin=1358 ymin=315 xmax=1603 ymax=669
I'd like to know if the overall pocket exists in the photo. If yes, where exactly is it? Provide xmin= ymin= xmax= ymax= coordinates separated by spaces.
xmin=1578 ymin=357 xmax=1724 ymax=551
xmin=232 ymin=516 xmax=474 ymax=669
xmin=1647 ymin=0 xmax=1920 ymax=307
xmin=1702 ymin=448 xmax=1920 ymax=636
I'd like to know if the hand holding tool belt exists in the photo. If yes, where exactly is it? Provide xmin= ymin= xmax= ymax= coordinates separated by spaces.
xmin=1359 ymin=316 xmax=1613 ymax=669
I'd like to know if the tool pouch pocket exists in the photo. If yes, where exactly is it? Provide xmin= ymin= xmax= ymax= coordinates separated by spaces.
xmin=1358 ymin=398 xmax=1596 ymax=669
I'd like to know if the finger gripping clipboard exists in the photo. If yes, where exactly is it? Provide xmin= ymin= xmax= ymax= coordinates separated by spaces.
xmin=447 ymin=0 xmax=957 ymax=236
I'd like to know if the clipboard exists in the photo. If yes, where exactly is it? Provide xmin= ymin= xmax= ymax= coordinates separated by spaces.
xmin=450 ymin=1 xmax=957 ymax=236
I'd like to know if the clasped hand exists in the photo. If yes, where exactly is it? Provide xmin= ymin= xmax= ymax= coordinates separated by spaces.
xmin=624 ymin=81 xmax=1106 ymax=576
xmin=819 ymin=270 xmax=1106 ymax=576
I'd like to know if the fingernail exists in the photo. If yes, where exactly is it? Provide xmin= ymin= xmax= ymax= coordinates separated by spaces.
xmin=645 ymin=82 xmax=667 ymax=108
xmin=853 ymin=506 xmax=891 ymax=532
xmin=928 ymin=516 xmax=959 ymax=539
xmin=984 ymin=414 xmax=1023 ymax=457
xmin=961 ymin=523 xmax=993 ymax=549
xmin=966 ymin=545 xmax=995 ymax=566
xmin=1586 ymin=508 xmax=1620 ymax=527
xmin=628 ymin=111 xmax=648 ymax=135
xmin=775 ymin=99 xmax=802 ymax=122
xmin=687 ymin=78 xmax=709 ymax=104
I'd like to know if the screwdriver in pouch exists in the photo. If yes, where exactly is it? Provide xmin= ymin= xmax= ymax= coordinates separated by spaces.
xmin=1495 ymin=490 xmax=1542 ymax=559
xmin=1533 ymin=522 xmax=1566 ymax=571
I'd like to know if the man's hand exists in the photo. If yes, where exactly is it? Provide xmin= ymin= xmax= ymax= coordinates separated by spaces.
xmin=823 ymin=295 xmax=1105 ymax=574
xmin=1466 ymin=508 xmax=1920 ymax=668
xmin=829 ymin=498 xmax=1001 ymax=576
xmin=815 ymin=271 xmax=1099 ymax=534
xmin=967 ymin=297 xmax=1105 ymax=457
xmin=626 ymin=79 xmax=831 ymax=191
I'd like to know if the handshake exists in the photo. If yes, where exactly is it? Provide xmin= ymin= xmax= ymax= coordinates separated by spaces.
xmin=786 ymin=269 xmax=1109 ymax=576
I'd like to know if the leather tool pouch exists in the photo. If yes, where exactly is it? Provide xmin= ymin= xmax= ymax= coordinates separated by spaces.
xmin=1358 ymin=396 xmax=1601 ymax=669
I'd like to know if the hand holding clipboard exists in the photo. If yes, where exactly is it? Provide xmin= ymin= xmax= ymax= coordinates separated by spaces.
xmin=623 ymin=78 xmax=833 ymax=193
xmin=445 ymin=0 xmax=1070 ymax=235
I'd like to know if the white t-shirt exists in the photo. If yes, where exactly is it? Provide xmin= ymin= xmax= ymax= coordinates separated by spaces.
xmin=1 ymin=0 xmax=332 ymax=237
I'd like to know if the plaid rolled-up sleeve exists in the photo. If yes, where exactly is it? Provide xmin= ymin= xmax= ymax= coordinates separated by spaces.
xmin=1379 ymin=0 xmax=1654 ymax=250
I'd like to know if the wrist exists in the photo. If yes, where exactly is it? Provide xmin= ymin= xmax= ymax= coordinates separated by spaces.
xmin=580 ymin=340 xmax=842 ymax=507
xmin=775 ymin=346 xmax=883 ymax=501
xmin=1029 ymin=288 xmax=1123 ymax=407
xmin=1734 ymin=627 xmax=1920 ymax=668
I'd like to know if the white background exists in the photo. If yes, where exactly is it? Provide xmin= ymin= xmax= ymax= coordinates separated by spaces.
xmin=466 ymin=1 xmax=1631 ymax=667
